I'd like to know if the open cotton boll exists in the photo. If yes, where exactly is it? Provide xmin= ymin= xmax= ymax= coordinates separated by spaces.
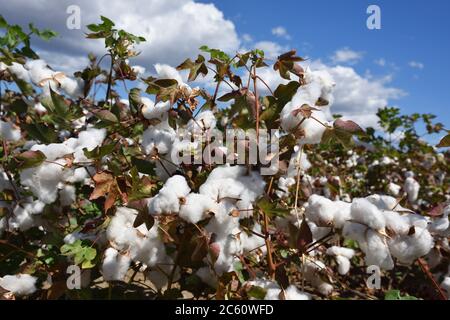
xmin=147 ymin=175 xmax=191 ymax=215
xmin=58 ymin=76 xmax=84 ymax=98
xmin=388 ymin=227 xmax=434 ymax=265
xmin=102 ymin=247 xmax=131 ymax=282
xmin=179 ymin=193 xmax=217 ymax=224
xmin=20 ymin=159 xmax=70 ymax=204
xmin=364 ymin=230 xmax=394 ymax=270
xmin=59 ymin=185 xmax=76 ymax=206
xmin=72 ymin=128 xmax=107 ymax=163
xmin=26 ymin=59 xmax=53 ymax=84
xmin=428 ymin=208 xmax=450 ymax=235
xmin=350 ymin=198 xmax=386 ymax=231
xmin=142 ymin=123 xmax=176 ymax=155
xmin=0 ymin=120 xmax=21 ymax=142
xmin=9 ymin=199 xmax=45 ymax=231
xmin=303 ymin=260 xmax=334 ymax=296
xmin=141 ymin=98 xmax=171 ymax=122
xmin=326 ymin=246 xmax=355 ymax=260
xmin=382 ymin=211 xmax=411 ymax=235
xmin=0 ymin=274 xmax=37 ymax=296
xmin=186 ymin=110 xmax=217 ymax=135
xmin=283 ymin=285 xmax=311 ymax=300
xmin=404 ymin=177 xmax=420 ymax=203
xmin=34 ymin=102 xmax=47 ymax=113
xmin=30 ymin=143 xmax=73 ymax=161
xmin=305 ymin=195 xmax=335 ymax=226
xmin=335 ymin=255 xmax=351 ymax=275
xmin=154 ymin=63 xmax=184 ymax=84
xmin=7 ymin=62 xmax=31 ymax=82
xmin=387 ymin=182 xmax=401 ymax=197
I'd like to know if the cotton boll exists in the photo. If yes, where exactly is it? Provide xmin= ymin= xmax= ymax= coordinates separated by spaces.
xmin=388 ymin=227 xmax=434 ymax=265
xmin=0 ymin=120 xmax=21 ymax=142
xmin=179 ymin=193 xmax=217 ymax=223
xmin=102 ymin=247 xmax=131 ymax=282
xmin=142 ymin=124 xmax=176 ymax=155
xmin=7 ymin=62 xmax=31 ymax=82
xmin=147 ymin=175 xmax=191 ymax=215
xmin=305 ymin=195 xmax=335 ymax=226
xmin=58 ymin=76 xmax=83 ymax=98
xmin=8 ymin=199 xmax=45 ymax=231
xmin=351 ymin=198 xmax=386 ymax=231
xmin=0 ymin=274 xmax=37 ymax=296
xmin=186 ymin=110 xmax=217 ymax=135
xmin=387 ymin=183 xmax=401 ymax=197
xmin=335 ymin=256 xmax=351 ymax=275
xmin=303 ymin=260 xmax=333 ymax=296
xmin=72 ymin=128 xmax=107 ymax=163
xmin=154 ymin=63 xmax=184 ymax=84
xmin=20 ymin=159 xmax=69 ymax=204
xmin=326 ymin=246 xmax=355 ymax=260
xmin=382 ymin=211 xmax=411 ymax=235
xmin=404 ymin=177 xmax=420 ymax=203
xmin=333 ymin=201 xmax=352 ymax=228
xmin=141 ymin=99 xmax=171 ymax=122
xmin=59 ymin=185 xmax=76 ymax=206
xmin=30 ymin=143 xmax=73 ymax=161
xmin=283 ymin=285 xmax=311 ymax=300
xmin=364 ymin=230 xmax=394 ymax=270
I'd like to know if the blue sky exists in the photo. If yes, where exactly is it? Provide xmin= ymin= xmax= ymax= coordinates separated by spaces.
xmin=1 ymin=0 xmax=448 ymax=141
xmin=207 ymin=0 xmax=450 ymax=130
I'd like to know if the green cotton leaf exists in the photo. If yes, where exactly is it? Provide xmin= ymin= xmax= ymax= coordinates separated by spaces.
xmin=233 ymin=261 xmax=246 ymax=284
xmin=12 ymin=75 xmax=35 ymax=97
xmin=83 ymin=144 xmax=116 ymax=160
xmin=247 ymin=286 xmax=267 ymax=299
xmin=131 ymin=157 xmax=156 ymax=175
xmin=437 ymin=133 xmax=450 ymax=148
xmin=176 ymin=55 xmax=208 ymax=81
xmin=257 ymin=197 xmax=289 ymax=218
xmin=50 ymin=87 xmax=69 ymax=117
xmin=0 ymin=15 xmax=7 ymax=29
xmin=83 ymin=247 xmax=97 ymax=261
xmin=14 ymin=150 xmax=47 ymax=170
xmin=199 ymin=45 xmax=231 ymax=62
xmin=384 ymin=290 xmax=418 ymax=300
xmin=274 ymin=81 xmax=300 ymax=107
xmin=23 ymin=123 xmax=58 ymax=143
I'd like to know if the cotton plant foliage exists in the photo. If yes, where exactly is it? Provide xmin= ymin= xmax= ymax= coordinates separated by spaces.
xmin=0 ymin=16 xmax=449 ymax=300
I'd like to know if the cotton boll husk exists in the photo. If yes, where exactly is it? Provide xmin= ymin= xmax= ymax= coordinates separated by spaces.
xmin=0 ymin=274 xmax=37 ymax=296
xmin=153 ymin=156 xmax=178 ymax=181
xmin=388 ymin=227 xmax=434 ymax=265
xmin=404 ymin=177 xmax=420 ymax=203
xmin=364 ymin=230 xmax=394 ymax=270
xmin=350 ymin=198 xmax=386 ymax=231
xmin=147 ymin=175 xmax=191 ymax=215
xmin=59 ymin=185 xmax=76 ymax=206
xmin=102 ymin=247 xmax=131 ymax=282
xmin=0 ymin=120 xmax=21 ymax=142
xmin=179 ymin=193 xmax=217 ymax=223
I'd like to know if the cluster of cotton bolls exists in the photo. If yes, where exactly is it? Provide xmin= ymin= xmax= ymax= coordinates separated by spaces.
xmin=2 ymin=59 xmax=83 ymax=98
xmin=280 ymin=68 xmax=335 ymax=145
xmin=0 ymin=128 xmax=106 ymax=232
xmin=304 ymin=194 xmax=435 ymax=271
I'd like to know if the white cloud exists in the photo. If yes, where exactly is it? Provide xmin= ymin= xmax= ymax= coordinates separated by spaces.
xmin=1 ymin=0 xmax=240 ymax=73
xmin=409 ymin=61 xmax=424 ymax=69
xmin=374 ymin=58 xmax=386 ymax=67
xmin=241 ymin=33 xmax=253 ymax=42
xmin=331 ymin=47 xmax=364 ymax=65
xmin=271 ymin=26 xmax=291 ymax=40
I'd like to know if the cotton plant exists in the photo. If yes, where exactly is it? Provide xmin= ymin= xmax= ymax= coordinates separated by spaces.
xmin=0 ymin=16 xmax=449 ymax=301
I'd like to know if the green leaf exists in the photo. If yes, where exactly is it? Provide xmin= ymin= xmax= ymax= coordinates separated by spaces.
xmin=247 ymin=286 xmax=267 ymax=299
xmin=23 ymin=123 xmax=57 ymax=143
xmin=131 ymin=157 xmax=156 ymax=175
xmin=83 ymin=144 xmax=116 ymax=160
xmin=0 ymin=15 xmax=7 ymax=29
xmin=50 ymin=87 xmax=69 ymax=117
xmin=384 ymin=290 xmax=418 ymax=300
xmin=257 ymin=197 xmax=289 ymax=218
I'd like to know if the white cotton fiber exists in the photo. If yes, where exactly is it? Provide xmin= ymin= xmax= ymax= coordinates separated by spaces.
xmin=147 ymin=175 xmax=191 ymax=215
xmin=102 ymin=247 xmax=131 ymax=282
xmin=364 ymin=230 xmax=394 ymax=270
xmin=0 ymin=120 xmax=21 ymax=142
xmin=404 ymin=177 xmax=420 ymax=203
xmin=350 ymin=198 xmax=386 ymax=231
xmin=179 ymin=193 xmax=218 ymax=223
xmin=186 ymin=110 xmax=217 ymax=136
xmin=0 ymin=274 xmax=37 ymax=296
xmin=388 ymin=227 xmax=434 ymax=265
xmin=142 ymin=123 xmax=176 ymax=155
xmin=141 ymin=99 xmax=171 ymax=122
